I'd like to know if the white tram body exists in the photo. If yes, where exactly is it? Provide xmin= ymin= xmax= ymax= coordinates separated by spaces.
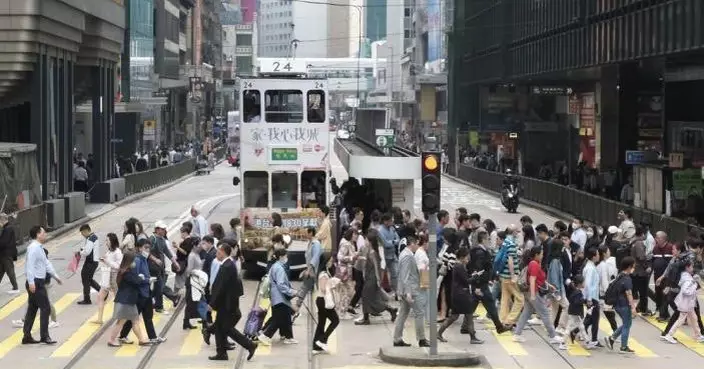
xmin=235 ymin=58 xmax=329 ymax=261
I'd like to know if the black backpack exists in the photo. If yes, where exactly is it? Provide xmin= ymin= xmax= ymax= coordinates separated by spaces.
xmin=604 ymin=273 xmax=625 ymax=306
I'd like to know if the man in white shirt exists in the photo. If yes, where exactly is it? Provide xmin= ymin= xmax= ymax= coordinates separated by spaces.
xmin=76 ymin=224 xmax=100 ymax=305
xmin=23 ymin=226 xmax=61 ymax=345
xmin=191 ymin=205 xmax=208 ymax=238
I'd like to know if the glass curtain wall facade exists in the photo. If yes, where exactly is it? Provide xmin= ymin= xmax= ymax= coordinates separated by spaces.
xmin=365 ymin=0 xmax=386 ymax=43
xmin=129 ymin=0 xmax=155 ymax=100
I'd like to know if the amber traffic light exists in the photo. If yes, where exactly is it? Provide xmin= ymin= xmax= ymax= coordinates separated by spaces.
xmin=421 ymin=152 xmax=441 ymax=214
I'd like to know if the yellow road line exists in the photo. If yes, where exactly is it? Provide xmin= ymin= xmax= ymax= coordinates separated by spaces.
xmin=0 ymin=292 xmax=80 ymax=358
xmin=599 ymin=318 xmax=657 ymax=357
xmin=0 ymin=294 xmax=28 ymax=322
xmin=643 ymin=315 xmax=704 ymax=356
xmin=475 ymin=305 xmax=527 ymax=356
xmin=179 ymin=320 xmax=206 ymax=356
xmin=257 ymin=298 xmax=272 ymax=355
xmin=51 ymin=303 xmax=115 ymax=357
xmin=115 ymin=300 xmax=172 ymax=357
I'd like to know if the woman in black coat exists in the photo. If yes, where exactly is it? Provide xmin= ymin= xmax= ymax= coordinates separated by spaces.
xmin=437 ymin=247 xmax=479 ymax=343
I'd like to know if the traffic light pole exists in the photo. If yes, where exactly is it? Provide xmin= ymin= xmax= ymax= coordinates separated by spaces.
xmin=427 ymin=212 xmax=439 ymax=356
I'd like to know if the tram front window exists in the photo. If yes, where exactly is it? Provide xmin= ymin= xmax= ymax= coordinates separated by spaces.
xmin=301 ymin=171 xmax=326 ymax=208
xmin=242 ymin=90 xmax=261 ymax=123
xmin=243 ymin=171 xmax=268 ymax=207
xmin=272 ymin=172 xmax=298 ymax=209
xmin=265 ymin=90 xmax=303 ymax=123
xmin=307 ymin=90 xmax=325 ymax=123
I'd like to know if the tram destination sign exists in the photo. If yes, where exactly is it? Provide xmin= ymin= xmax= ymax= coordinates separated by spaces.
xmin=270 ymin=147 xmax=298 ymax=161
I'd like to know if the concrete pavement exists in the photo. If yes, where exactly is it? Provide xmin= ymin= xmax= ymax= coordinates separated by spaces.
xmin=0 ymin=138 xmax=703 ymax=369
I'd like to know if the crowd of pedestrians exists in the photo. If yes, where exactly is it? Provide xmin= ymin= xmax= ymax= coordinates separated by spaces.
xmin=10 ymin=205 xmax=256 ymax=362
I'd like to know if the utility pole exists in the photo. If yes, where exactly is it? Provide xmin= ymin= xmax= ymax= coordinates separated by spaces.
xmin=454 ymin=127 xmax=460 ymax=177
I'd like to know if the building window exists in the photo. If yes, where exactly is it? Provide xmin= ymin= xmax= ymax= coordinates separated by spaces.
xmin=404 ymin=30 xmax=411 ymax=38
xmin=265 ymin=90 xmax=303 ymax=123
xmin=404 ymin=8 xmax=411 ymax=17
xmin=236 ymin=34 xmax=253 ymax=46
xmin=307 ymin=90 xmax=325 ymax=123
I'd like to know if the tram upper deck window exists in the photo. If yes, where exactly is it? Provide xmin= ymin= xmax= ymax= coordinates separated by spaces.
xmin=271 ymin=172 xmax=298 ymax=209
xmin=307 ymin=90 xmax=325 ymax=123
xmin=243 ymin=90 xmax=261 ymax=123
xmin=301 ymin=171 xmax=326 ymax=208
xmin=264 ymin=90 xmax=303 ymax=123
xmin=243 ymin=171 xmax=268 ymax=207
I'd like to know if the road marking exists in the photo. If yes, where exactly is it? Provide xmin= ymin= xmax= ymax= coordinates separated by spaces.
xmin=51 ymin=303 xmax=115 ymax=357
xmin=179 ymin=320 xmax=206 ymax=356
xmin=0 ymin=292 xmax=80 ymax=358
xmin=474 ymin=305 xmax=527 ymax=356
xmin=643 ymin=315 xmax=704 ymax=356
xmin=0 ymin=294 xmax=28 ymax=322
xmin=115 ymin=300 xmax=172 ymax=357
xmin=257 ymin=298 xmax=272 ymax=355
xmin=599 ymin=318 xmax=657 ymax=357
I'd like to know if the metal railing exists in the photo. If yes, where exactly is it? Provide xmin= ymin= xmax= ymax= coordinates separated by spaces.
xmin=124 ymin=158 xmax=197 ymax=196
xmin=455 ymin=164 xmax=703 ymax=242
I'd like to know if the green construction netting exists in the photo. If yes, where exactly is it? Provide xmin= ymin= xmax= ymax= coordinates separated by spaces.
xmin=0 ymin=143 xmax=41 ymax=213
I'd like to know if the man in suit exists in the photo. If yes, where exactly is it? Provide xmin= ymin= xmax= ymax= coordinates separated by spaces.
xmin=208 ymin=242 xmax=257 ymax=361
xmin=392 ymin=234 xmax=428 ymax=347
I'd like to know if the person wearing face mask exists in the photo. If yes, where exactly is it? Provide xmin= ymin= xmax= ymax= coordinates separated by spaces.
xmin=570 ymin=218 xmax=587 ymax=252
xmin=258 ymin=248 xmax=297 ymax=345
xmin=652 ymin=231 xmax=674 ymax=322
xmin=581 ymin=247 xmax=602 ymax=348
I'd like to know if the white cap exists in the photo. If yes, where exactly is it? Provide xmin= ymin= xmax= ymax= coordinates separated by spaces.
xmin=607 ymin=225 xmax=621 ymax=235
xmin=154 ymin=220 xmax=168 ymax=230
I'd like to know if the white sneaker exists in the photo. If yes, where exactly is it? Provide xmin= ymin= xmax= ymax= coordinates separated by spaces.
xmin=315 ymin=340 xmax=329 ymax=352
xmin=697 ymin=335 xmax=704 ymax=343
xmin=549 ymin=336 xmax=564 ymax=344
xmin=558 ymin=343 xmax=568 ymax=350
xmin=7 ymin=289 xmax=20 ymax=295
xmin=11 ymin=319 xmax=23 ymax=328
xmin=258 ymin=334 xmax=272 ymax=346
xmin=528 ymin=318 xmax=542 ymax=326
xmin=555 ymin=327 xmax=567 ymax=336
xmin=49 ymin=321 xmax=60 ymax=328
xmin=283 ymin=338 xmax=298 ymax=345
xmin=585 ymin=341 xmax=599 ymax=349
xmin=663 ymin=335 xmax=677 ymax=344
xmin=512 ymin=335 xmax=526 ymax=342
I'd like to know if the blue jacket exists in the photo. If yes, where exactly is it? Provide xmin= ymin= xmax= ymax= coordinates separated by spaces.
xmin=114 ymin=268 xmax=144 ymax=305
xmin=547 ymin=258 xmax=564 ymax=296
xmin=133 ymin=254 xmax=151 ymax=298
xmin=378 ymin=225 xmax=399 ymax=259
xmin=269 ymin=261 xmax=295 ymax=307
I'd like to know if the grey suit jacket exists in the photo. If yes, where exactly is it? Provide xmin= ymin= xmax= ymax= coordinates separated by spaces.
xmin=397 ymin=248 xmax=420 ymax=296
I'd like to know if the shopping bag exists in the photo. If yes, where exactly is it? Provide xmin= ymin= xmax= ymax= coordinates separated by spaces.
xmin=67 ymin=254 xmax=81 ymax=273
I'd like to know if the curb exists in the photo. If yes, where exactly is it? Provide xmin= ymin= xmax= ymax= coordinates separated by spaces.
xmin=443 ymin=173 xmax=578 ymax=222
xmin=378 ymin=347 xmax=484 ymax=367
xmin=16 ymin=170 xmax=200 ymax=257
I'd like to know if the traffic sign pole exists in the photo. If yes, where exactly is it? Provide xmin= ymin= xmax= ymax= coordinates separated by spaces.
xmin=428 ymin=212 xmax=438 ymax=356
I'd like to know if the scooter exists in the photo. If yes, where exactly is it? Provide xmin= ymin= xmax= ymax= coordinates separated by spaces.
xmin=501 ymin=183 xmax=520 ymax=213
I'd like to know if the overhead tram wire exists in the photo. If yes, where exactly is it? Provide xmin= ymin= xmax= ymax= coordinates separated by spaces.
xmin=59 ymin=195 xmax=235 ymax=369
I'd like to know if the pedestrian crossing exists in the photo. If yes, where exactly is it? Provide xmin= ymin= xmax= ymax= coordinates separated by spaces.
xmin=0 ymin=290 xmax=703 ymax=365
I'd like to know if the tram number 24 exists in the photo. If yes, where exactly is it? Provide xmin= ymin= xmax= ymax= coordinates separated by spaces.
xmin=272 ymin=62 xmax=292 ymax=72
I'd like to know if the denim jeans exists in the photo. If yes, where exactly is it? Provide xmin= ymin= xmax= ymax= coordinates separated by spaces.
xmin=612 ymin=305 xmax=632 ymax=349
xmin=514 ymin=293 xmax=557 ymax=338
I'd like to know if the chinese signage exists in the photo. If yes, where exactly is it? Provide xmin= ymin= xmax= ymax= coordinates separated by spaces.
xmin=240 ymin=124 xmax=328 ymax=169
xmin=271 ymin=148 xmax=298 ymax=161
xmin=239 ymin=208 xmax=323 ymax=250
xmin=531 ymin=86 xmax=573 ymax=95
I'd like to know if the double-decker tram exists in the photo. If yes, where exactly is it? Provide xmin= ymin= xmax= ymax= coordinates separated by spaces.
xmin=232 ymin=58 xmax=329 ymax=276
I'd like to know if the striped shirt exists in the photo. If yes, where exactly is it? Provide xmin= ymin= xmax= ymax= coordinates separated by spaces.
xmin=499 ymin=237 xmax=518 ymax=279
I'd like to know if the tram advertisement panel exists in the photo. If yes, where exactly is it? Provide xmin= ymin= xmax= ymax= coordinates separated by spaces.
xmin=240 ymin=124 xmax=328 ymax=170
xmin=239 ymin=208 xmax=323 ymax=250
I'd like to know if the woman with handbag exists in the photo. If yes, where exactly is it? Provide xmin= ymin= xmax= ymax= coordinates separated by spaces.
xmin=354 ymin=229 xmax=398 ymax=325
xmin=92 ymin=233 xmax=123 ymax=324
xmin=173 ymin=225 xmax=197 ymax=294
xmin=335 ymin=228 xmax=358 ymax=319
xmin=313 ymin=271 xmax=340 ymax=354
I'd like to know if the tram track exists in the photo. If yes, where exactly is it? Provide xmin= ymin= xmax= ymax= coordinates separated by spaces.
xmin=59 ymin=195 xmax=235 ymax=369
